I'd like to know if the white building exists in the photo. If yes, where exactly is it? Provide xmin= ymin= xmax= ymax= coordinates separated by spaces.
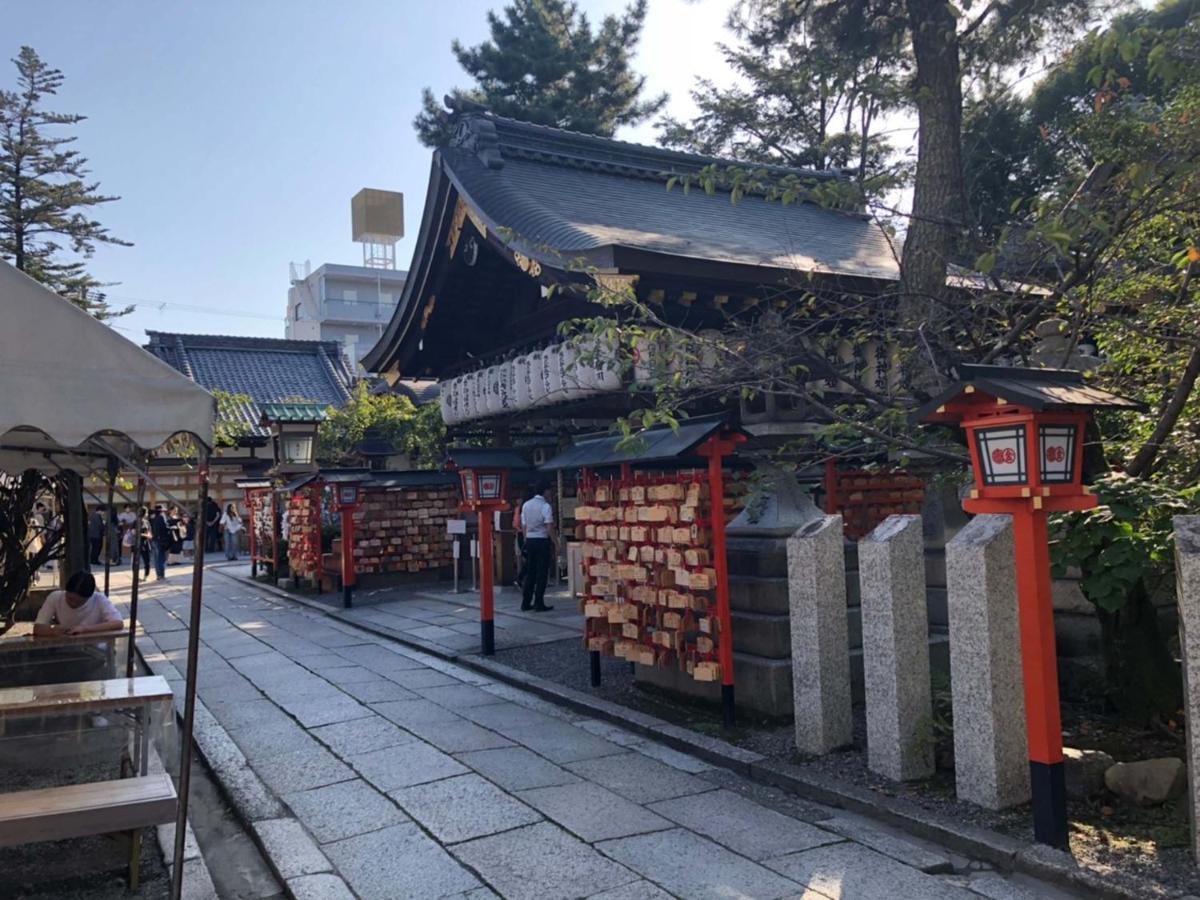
xmin=286 ymin=262 xmax=407 ymax=370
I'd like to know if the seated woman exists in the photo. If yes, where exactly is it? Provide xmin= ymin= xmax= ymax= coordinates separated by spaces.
xmin=33 ymin=571 xmax=124 ymax=636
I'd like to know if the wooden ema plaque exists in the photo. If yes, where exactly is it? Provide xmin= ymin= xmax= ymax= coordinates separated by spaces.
xmin=576 ymin=471 xmax=741 ymax=683
xmin=823 ymin=464 xmax=925 ymax=540
xmin=287 ymin=488 xmax=323 ymax=578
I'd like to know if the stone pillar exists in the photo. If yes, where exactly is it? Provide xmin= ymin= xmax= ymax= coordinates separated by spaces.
xmin=787 ymin=515 xmax=853 ymax=755
xmin=1173 ymin=516 xmax=1200 ymax=861
xmin=859 ymin=514 xmax=934 ymax=781
xmin=946 ymin=515 xmax=1030 ymax=809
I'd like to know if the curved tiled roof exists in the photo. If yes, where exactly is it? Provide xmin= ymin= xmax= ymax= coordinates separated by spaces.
xmin=145 ymin=332 xmax=354 ymax=437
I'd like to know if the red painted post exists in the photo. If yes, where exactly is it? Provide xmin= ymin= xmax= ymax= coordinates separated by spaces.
xmin=247 ymin=491 xmax=258 ymax=578
xmin=699 ymin=432 xmax=745 ymax=728
xmin=479 ymin=510 xmax=496 ymax=655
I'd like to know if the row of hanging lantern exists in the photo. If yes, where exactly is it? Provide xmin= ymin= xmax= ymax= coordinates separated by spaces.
xmin=440 ymin=338 xmax=624 ymax=425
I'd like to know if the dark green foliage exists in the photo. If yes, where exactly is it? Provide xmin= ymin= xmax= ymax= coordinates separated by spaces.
xmin=0 ymin=471 xmax=67 ymax=634
xmin=414 ymin=0 xmax=666 ymax=146
xmin=0 ymin=47 xmax=130 ymax=318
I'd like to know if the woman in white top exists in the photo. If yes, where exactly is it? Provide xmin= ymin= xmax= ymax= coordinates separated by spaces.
xmin=221 ymin=503 xmax=244 ymax=561
xmin=34 ymin=571 xmax=123 ymax=636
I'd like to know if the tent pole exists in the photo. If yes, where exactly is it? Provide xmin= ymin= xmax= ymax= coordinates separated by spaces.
xmin=170 ymin=452 xmax=209 ymax=900
xmin=126 ymin=477 xmax=146 ymax=678
xmin=90 ymin=439 xmax=192 ymax=511
xmin=103 ymin=457 xmax=117 ymax=595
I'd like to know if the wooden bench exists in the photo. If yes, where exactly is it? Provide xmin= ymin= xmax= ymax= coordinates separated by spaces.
xmin=0 ymin=773 xmax=177 ymax=887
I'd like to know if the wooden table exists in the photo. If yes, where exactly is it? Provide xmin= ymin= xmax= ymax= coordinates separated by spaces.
xmin=0 ymin=676 xmax=172 ymax=775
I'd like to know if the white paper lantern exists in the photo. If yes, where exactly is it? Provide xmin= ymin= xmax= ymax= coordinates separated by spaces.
xmin=440 ymin=377 xmax=457 ymax=425
xmin=514 ymin=354 xmax=533 ymax=410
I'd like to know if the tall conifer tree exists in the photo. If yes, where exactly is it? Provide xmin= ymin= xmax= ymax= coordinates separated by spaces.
xmin=414 ymin=0 xmax=666 ymax=146
xmin=0 ymin=47 xmax=130 ymax=319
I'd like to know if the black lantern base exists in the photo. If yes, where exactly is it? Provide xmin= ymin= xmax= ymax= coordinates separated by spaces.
xmin=721 ymin=684 xmax=735 ymax=729
xmin=1030 ymin=761 xmax=1068 ymax=848
xmin=481 ymin=619 xmax=495 ymax=656
xmin=590 ymin=650 xmax=601 ymax=687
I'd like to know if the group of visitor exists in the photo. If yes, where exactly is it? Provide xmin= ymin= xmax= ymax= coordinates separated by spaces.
xmin=80 ymin=498 xmax=244 ymax=577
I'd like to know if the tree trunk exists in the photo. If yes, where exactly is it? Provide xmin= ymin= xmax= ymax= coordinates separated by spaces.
xmin=1095 ymin=582 xmax=1181 ymax=721
xmin=901 ymin=0 xmax=966 ymax=383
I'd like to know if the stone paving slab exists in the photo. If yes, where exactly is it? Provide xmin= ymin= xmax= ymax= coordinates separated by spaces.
xmin=416 ymin=682 xmax=510 ymax=708
xmin=647 ymin=788 xmax=842 ymax=861
xmin=371 ymin=696 xmax=466 ymax=728
xmin=251 ymin=818 xmax=331 ymax=878
xmin=325 ymin=822 xmax=483 ymax=899
xmin=763 ymin=841 xmax=976 ymax=899
xmin=516 ymin=781 xmax=673 ymax=843
xmin=400 ymin=717 xmax=517 ymax=754
xmin=564 ymin=751 xmax=715 ymax=803
xmin=392 ymin=773 xmax=543 ymax=843
xmin=454 ymin=746 xmax=581 ymax=792
xmin=334 ymin=676 xmax=421 ymax=704
xmin=451 ymin=821 xmax=639 ymax=900
xmin=287 ymin=873 xmax=356 ymax=900
xmin=283 ymin=778 xmax=409 ymax=844
xmin=597 ymin=827 xmax=803 ymax=900
xmin=310 ymin=715 xmax=417 ymax=757
xmin=588 ymin=881 xmax=676 ymax=900
xmin=818 ymin=811 xmax=954 ymax=873
xmin=351 ymin=741 xmax=467 ymax=790
xmin=252 ymin=746 xmax=355 ymax=795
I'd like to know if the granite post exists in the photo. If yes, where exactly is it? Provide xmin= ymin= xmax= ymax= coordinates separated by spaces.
xmin=859 ymin=514 xmax=934 ymax=781
xmin=787 ymin=514 xmax=853 ymax=755
xmin=946 ymin=514 xmax=1030 ymax=809
xmin=1173 ymin=516 xmax=1200 ymax=861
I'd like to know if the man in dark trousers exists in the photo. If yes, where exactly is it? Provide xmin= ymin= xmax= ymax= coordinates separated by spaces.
xmin=151 ymin=505 xmax=173 ymax=580
xmin=520 ymin=484 xmax=558 ymax=612
xmin=204 ymin=495 xmax=221 ymax=554
xmin=87 ymin=507 xmax=104 ymax=566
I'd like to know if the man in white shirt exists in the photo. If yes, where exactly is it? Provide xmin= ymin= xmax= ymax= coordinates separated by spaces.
xmin=520 ymin=484 xmax=558 ymax=612
xmin=34 ymin=571 xmax=124 ymax=637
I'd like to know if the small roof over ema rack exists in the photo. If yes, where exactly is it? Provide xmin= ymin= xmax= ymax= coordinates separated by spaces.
xmin=913 ymin=364 xmax=1144 ymax=424
xmin=260 ymin=402 xmax=329 ymax=424
xmin=540 ymin=417 xmax=746 ymax=471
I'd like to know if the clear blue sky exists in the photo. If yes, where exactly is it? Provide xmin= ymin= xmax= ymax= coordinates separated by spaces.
xmin=6 ymin=0 xmax=731 ymax=344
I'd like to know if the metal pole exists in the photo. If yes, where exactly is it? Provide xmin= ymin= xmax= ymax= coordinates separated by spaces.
xmin=170 ymin=454 xmax=209 ymax=900
xmin=103 ymin=456 xmax=117 ymax=595
xmin=479 ymin=509 xmax=496 ymax=655
xmin=590 ymin=650 xmax=602 ymax=687
xmin=126 ymin=477 xmax=145 ymax=678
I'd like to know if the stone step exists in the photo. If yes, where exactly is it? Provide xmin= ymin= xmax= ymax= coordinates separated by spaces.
xmin=726 ymin=537 xmax=788 ymax=578
xmin=730 ymin=609 xmax=790 ymax=659
xmin=730 ymin=575 xmax=789 ymax=615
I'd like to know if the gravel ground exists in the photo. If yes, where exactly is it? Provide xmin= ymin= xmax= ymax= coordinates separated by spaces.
xmin=0 ymin=728 xmax=169 ymax=899
xmin=493 ymin=637 xmax=1200 ymax=897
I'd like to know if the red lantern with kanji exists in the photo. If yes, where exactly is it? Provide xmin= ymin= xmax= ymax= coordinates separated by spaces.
xmin=917 ymin=364 xmax=1142 ymax=849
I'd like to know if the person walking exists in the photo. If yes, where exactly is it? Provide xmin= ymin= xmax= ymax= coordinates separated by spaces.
xmin=150 ymin=505 xmax=172 ymax=580
xmin=107 ymin=509 xmax=122 ymax=565
xmin=87 ymin=507 xmax=104 ymax=566
xmin=221 ymin=504 xmax=243 ymax=561
xmin=138 ymin=507 xmax=152 ymax=578
xmin=204 ymin=496 xmax=222 ymax=554
xmin=520 ymin=483 xmax=558 ymax=612
xmin=511 ymin=497 xmax=527 ymax=589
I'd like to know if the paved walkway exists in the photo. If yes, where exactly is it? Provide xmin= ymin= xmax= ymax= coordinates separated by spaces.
xmin=232 ymin=562 xmax=582 ymax=656
xmin=118 ymin=566 xmax=1078 ymax=900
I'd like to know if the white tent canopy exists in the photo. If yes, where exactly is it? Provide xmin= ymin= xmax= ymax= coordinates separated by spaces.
xmin=0 ymin=260 xmax=214 ymax=472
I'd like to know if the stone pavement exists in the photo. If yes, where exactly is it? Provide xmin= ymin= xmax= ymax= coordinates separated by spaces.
xmin=228 ymin=562 xmax=583 ymax=657
xmin=117 ymin=565 xmax=1082 ymax=900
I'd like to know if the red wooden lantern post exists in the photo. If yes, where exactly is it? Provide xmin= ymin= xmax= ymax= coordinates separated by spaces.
xmin=331 ymin=479 xmax=365 ymax=608
xmin=456 ymin=465 xmax=510 ymax=655
xmin=917 ymin=364 xmax=1142 ymax=848
xmin=698 ymin=429 xmax=747 ymax=728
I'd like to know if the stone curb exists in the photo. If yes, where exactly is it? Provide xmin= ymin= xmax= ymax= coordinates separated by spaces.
xmin=224 ymin=569 xmax=1180 ymax=900
xmin=135 ymin=630 xmax=347 ymax=900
